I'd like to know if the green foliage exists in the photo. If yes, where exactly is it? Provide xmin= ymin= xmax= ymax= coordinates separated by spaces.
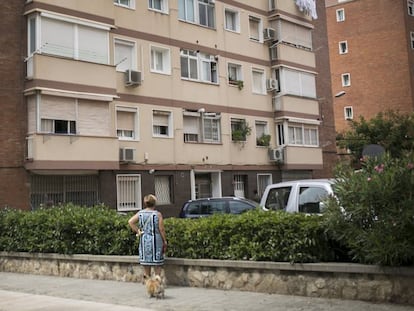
xmin=337 ymin=110 xmax=414 ymax=163
xmin=0 ymin=204 xmax=137 ymax=255
xmin=232 ymin=120 xmax=252 ymax=142
xmin=256 ymin=134 xmax=271 ymax=147
xmin=165 ymin=210 xmax=335 ymax=263
xmin=323 ymin=153 xmax=414 ymax=266
xmin=0 ymin=205 xmax=338 ymax=263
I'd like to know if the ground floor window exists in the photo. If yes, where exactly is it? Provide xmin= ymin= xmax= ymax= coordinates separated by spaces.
xmin=257 ymin=174 xmax=272 ymax=197
xmin=116 ymin=174 xmax=142 ymax=211
xmin=233 ymin=174 xmax=246 ymax=198
xmin=30 ymin=174 xmax=99 ymax=209
xmin=155 ymin=175 xmax=173 ymax=205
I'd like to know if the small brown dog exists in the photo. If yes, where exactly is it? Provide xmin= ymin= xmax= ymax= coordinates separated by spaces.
xmin=145 ymin=275 xmax=165 ymax=299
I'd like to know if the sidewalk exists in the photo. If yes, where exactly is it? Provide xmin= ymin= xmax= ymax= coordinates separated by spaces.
xmin=0 ymin=272 xmax=413 ymax=311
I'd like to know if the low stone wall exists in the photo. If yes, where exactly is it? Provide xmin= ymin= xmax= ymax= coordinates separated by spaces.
xmin=1 ymin=252 xmax=413 ymax=305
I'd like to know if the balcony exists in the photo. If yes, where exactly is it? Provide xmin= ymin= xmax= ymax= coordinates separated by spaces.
xmin=272 ymin=95 xmax=319 ymax=116
xmin=25 ymin=54 xmax=117 ymax=100
xmin=270 ymin=43 xmax=315 ymax=68
xmin=270 ymin=146 xmax=323 ymax=169
xmin=269 ymin=0 xmax=314 ymax=21
xmin=26 ymin=134 xmax=120 ymax=171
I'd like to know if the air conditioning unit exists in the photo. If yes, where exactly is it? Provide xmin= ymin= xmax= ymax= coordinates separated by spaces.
xmin=269 ymin=147 xmax=284 ymax=162
xmin=125 ymin=70 xmax=142 ymax=86
xmin=266 ymin=78 xmax=279 ymax=91
xmin=263 ymin=28 xmax=276 ymax=41
xmin=119 ymin=148 xmax=135 ymax=162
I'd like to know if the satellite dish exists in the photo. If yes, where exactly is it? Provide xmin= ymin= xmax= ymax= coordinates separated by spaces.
xmin=362 ymin=144 xmax=385 ymax=158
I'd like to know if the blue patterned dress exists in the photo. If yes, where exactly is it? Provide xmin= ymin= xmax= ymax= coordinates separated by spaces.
xmin=137 ymin=209 xmax=164 ymax=265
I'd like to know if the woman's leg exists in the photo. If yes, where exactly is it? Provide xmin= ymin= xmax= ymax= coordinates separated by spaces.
xmin=143 ymin=266 xmax=151 ymax=283
xmin=154 ymin=265 xmax=162 ymax=276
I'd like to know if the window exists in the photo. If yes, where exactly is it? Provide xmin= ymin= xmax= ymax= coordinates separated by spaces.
xmin=228 ymin=63 xmax=242 ymax=86
xmin=264 ymin=186 xmax=291 ymax=211
xmin=231 ymin=118 xmax=249 ymax=142
xmin=298 ymin=186 xmax=329 ymax=214
xmin=224 ymin=8 xmax=239 ymax=32
xmin=153 ymin=110 xmax=172 ymax=137
xmin=336 ymin=8 xmax=345 ymax=22
xmin=341 ymin=73 xmax=351 ymax=87
xmin=249 ymin=16 xmax=262 ymax=42
xmin=257 ymin=174 xmax=272 ymax=198
xmin=41 ymin=119 xmax=76 ymax=134
xmin=411 ymin=32 xmax=414 ymax=49
xmin=276 ymin=67 xmax=316 ymax=98
xmin=180 ymin=49 xmax=218 ymax=83
xmin=203 ymin=113 xmax=221 ymax=142
xmin=276 ymin=123 xmax=285 ymax=146
xmin=114 ymin=39 xmax=135 ymax=72
xmin=408 ymin=0 xmax=414 ymax=16
xmin=150 ymin=45 xmax=171 ymax=74
xmin=339 ymin=41 xmax=348 ymax=54
xmin=233 ymin=174 xmax=246 ymax=198
xmin=183 ymin=110 xmax=221 ymax=143
xmin=255 ymin=121 xmax=269 ymax=146
xmin=116 ymin=106 xmax=138 ymax=140
xmin=28 ymin=13 xmax=109 ymax=64
xmin=114 ymin=0 xmax=135 ymax=9
xmin=30 ymin=175 xmax=99 ymax=209
xmin=155 ymin=175 xmax=172 ymax=205
xmin=178 ymin=0 xmax=216 ymax=28
xmin=252 ymin=68 xmax=265 ymax=94
xmin=274 ymin=19 xmax=312 ymax=50
xmin=288 ymin=124 xmax=318 ymax=146
xmin=149 ymin=0 xmax=168 ymax=13
xmin=344 ymin=106 xmax=353 ymax=120
xmin=28 ymin=16 xmax=37 ymax=55
xmin=117 ymin=174 xmax=141 ymax=211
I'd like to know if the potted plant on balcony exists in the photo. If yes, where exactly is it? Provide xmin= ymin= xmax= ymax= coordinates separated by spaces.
xmin=228 ymin=76 xmax=244 ymax=90
xmin=256 ymin=133 xmax=271 ymax=147
xmin=232 ymin=120 xmax=252 ymax=142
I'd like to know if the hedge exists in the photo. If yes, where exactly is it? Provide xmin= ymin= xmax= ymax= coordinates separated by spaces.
xmin=0 ymin=205 xmax=339 ymax=263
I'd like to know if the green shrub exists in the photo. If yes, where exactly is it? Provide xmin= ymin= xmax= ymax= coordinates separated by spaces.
xmin=323 ymin=152 xmax=414 ymax=266
xmin=0 ymin=205 xmax=338 ymax=263
xmin=165 ymin=210 xmax=335 ymax=263
xmin=0 ymin=204 xmax=137 ymax=255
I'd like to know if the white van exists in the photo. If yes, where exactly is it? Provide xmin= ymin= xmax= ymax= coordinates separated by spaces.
xmin=259 ymin=179 xmax=335 ymax=214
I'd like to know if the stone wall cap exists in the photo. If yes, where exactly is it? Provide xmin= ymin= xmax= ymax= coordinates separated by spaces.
xmin=1 ymin=252 xmax=413 ymax=276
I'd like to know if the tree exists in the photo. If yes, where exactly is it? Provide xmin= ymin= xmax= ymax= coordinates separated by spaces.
xmin=336 ymin=110 xmax=414 ymax=162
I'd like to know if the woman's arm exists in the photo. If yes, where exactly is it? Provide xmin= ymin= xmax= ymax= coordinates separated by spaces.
xmin=128 ymin=213 xmax=140 ymax=234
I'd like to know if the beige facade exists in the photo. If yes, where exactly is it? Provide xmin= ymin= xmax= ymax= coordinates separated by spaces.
xmin=18 ymin=0 xmax=331 ymax=215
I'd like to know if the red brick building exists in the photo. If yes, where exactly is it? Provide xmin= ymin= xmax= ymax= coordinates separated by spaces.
xmin=326 ymin=0 xmax=414 ymax=134
xmin=0 ymin=2 xmax=30 ymax=210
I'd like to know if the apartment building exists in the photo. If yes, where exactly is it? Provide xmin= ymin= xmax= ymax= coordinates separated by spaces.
xmin=326 ymin=0 xmax=414 ymax=134
xmin=0 ymin=0 xmax=335 ymax=216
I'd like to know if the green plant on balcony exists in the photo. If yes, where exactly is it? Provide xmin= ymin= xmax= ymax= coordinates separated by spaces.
xmin=232 ymin=120 xmax=252 ymax=142
xmin=256 ymin=134 xmax=271 ymax=147
xmin=228 ymin=76 xmax=244 ymax=90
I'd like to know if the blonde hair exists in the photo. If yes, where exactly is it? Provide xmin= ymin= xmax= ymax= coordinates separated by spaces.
xmin=144 ymin=194 xmax=157 ymax=208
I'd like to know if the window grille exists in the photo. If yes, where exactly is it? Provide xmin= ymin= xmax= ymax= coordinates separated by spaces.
xmin=155 ymin=176 xmax=172 ymax=205
xmin=30 ymin=175 xmax=99 ymax=209
xmin=117 ymin=174 xmax=142 ymax=211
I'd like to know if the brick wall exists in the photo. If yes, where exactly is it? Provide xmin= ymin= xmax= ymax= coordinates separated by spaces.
xmin=0 ymin=2 xmax=30 ymax=209
xmin=327 ymin=0 xmax=414 ymax=134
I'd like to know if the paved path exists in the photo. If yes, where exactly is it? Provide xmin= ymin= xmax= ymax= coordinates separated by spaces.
xmin=0 ymin=272 xmax=413 ymax=311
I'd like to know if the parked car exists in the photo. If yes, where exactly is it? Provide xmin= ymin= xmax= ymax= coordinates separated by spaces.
xmin=259 ymin=179 xmax=335 ymax=214
xmin=179 ymin=197 xmax=258 ymax=218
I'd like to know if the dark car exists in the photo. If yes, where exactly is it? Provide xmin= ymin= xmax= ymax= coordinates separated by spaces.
xmin=179 ymin=197 xmax=257 ymax=218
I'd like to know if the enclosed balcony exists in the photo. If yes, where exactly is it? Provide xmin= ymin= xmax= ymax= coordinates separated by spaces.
xmin=25 ymin=54 xmax=117 ymax=99
xmin=26 ymin=133 xmax=120 ymax=171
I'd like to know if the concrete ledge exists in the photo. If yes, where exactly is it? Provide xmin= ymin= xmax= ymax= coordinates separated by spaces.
xmin=1 ymin=252 xmax=413 ymax=305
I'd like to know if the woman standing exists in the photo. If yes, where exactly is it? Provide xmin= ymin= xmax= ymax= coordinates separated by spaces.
xmin=128 ymin=194 xmax=167 ymax=280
